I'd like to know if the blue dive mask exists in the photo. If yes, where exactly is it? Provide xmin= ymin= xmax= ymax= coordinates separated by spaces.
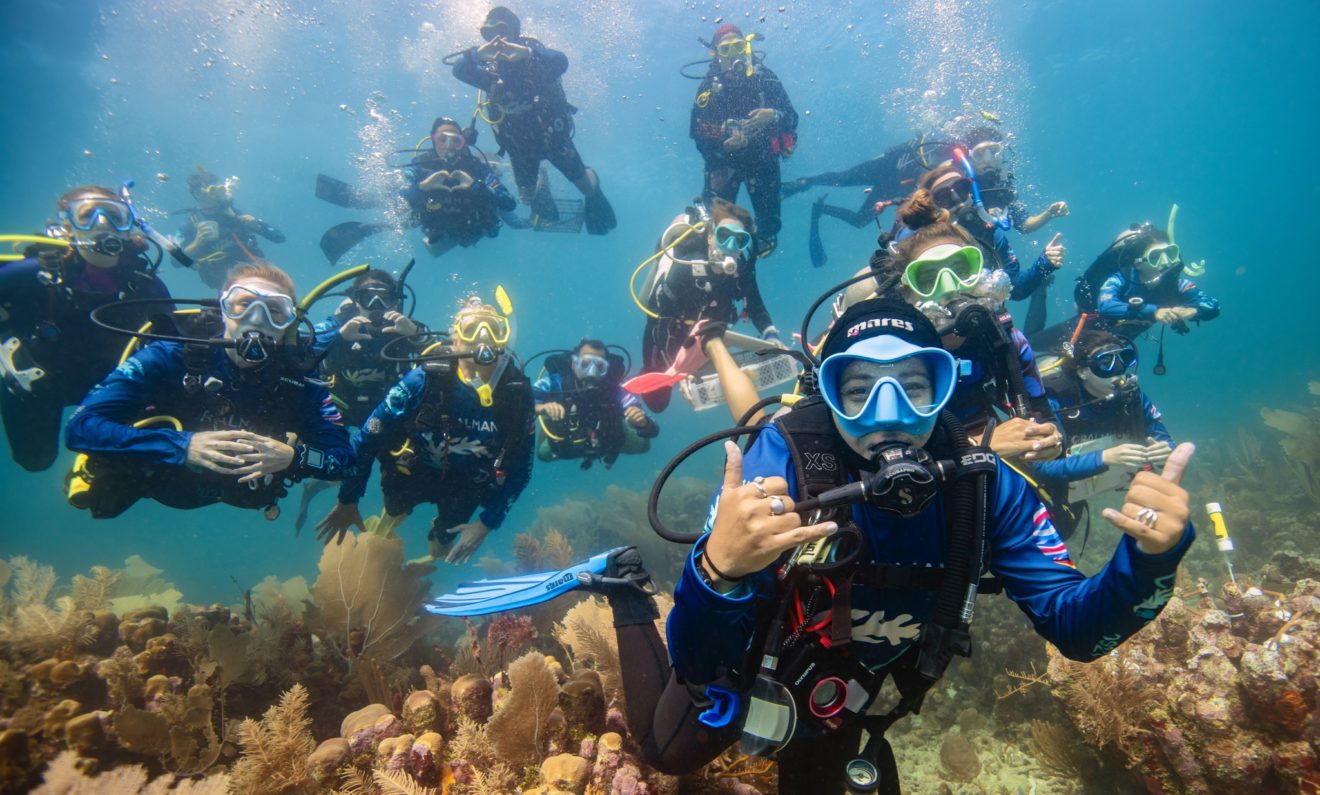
xmin=819 ymin=336 xmax=958 ymax=438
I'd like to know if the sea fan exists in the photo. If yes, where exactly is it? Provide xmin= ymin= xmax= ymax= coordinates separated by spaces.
xmin=305 ymin=533 xmax=441 ymax=663
xmin=486 ymin=652 xmax=561 ymax=768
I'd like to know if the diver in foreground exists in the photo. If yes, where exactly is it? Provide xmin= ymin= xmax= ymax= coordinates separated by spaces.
xmin=429 ymin=298 xmax=1197 ymax=793
xmin=450 ymin=6 xmax=616 ymax=235
xmin=1 ymin=184 xmax=171 ymax=472
xmin=65 ymin=262 xmax=352 ymax=518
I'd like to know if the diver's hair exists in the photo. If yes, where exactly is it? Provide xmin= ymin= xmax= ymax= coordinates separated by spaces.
xmin=455 ymin=302 xmax=499 ymax=321
xmin=353 ymin=268 xmax=397 ymax=292
xmin=224 ymin=260 xmax=297 ymax=300
xmin=574 ymin=338 xmax=607 ymax=354
xmin=709 ymin=198 xmax=755 ymax=234
xmin=1072 ymin=330 xmax=1128 ymax=366
xmin=431 ymin=117 xmax=462 ymax=135
xmin=898 ymin=188 xmax=950 ymax=230
xmin=56 ymin=185 xmax=118 ymax=211
xmin=187 ymin=167 xmax=220 ymax=194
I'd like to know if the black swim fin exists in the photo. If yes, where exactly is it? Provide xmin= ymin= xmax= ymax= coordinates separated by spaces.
xmin=583 ymin=185 xmax=617 ymax=235
xmin=809 ymin=195 xmax=827 ymax=268
xmin=319 ymin=221 xmax=387 ymax=265
xmin=315 ymin=174 xmax=381 ymax=210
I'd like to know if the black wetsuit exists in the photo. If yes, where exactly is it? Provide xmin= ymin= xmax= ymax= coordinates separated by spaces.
xmin=452 ymin=38 xmax=585 ymax=196
xmin=641 ymin=225 xmax=775 ymax=413
xmin=311 ymin=312 xmax=430 ymax=428
xmin=784 ymin=137 xmax=958 ymax=226
xmin=690 ymin=65 xmax=798 ymax=242
xmin=177 ymin=207 xmax=284 ymax=289
xmin=0 ymin=253 xmax=169 ymax=472
xmin=402 ymin=150 xmax=516 ymax=248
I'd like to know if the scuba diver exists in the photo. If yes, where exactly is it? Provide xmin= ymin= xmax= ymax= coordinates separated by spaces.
xmin=0 ymin=185 xmax=171 ymax=472
xmin=315 ymin=117 xmax=517 ymax=265
xmin=315 ymin=293 xmax=535 ymax=565
xmin=690 ymin=23 xmax=798 ymax=256
xmin=177 ymin=167 xmax=286 ymax=289
xmin=426 ymin=298 xmax=1198 ymax=794
xmin=1086 ymin=221 xmax=1220 ymax=338
xmin=858 ymin=190 xmax=1064 ymax=465
xmin=911 ymin=162 xmax=1063 ymax=303
xmin=402 ymin=117 xmax=517 ymax=257
xmin=293 ymin=267 xmax=427 ymax=531
xmin=533 ymin=338 xmax=658 ymax=469
xmin=1033 ymin=328 xmax=1175 ymax=541
xmin=64 ymin=262 xmax=353 ymax=518
xmin=450 ymin=6 xmax=617 ymax=235
xmin=959 ymin=138 xmax=1069 ymax=235
xmin=631 ymin=198 xmax=780 ymax=414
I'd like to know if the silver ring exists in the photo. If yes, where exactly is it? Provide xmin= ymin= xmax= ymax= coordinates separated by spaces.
xmin=769 ymin=496 xmax=786 ymax=516
xmin=751 ymin=478 xmax=768 ymax=499
xmin=1136 ymin=507 xmax=1159 ymax=529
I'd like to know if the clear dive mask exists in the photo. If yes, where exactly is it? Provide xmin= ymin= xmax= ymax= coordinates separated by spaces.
xmin=219 ymin=284 xmax=299 ymax=331
xmin=572 ymin=353 xmax=609 ymax=380
xmin=970 ymin=140 xmax=1006 ymax=174
xmin=1087 ymin=343 xmax=1138 ymax=378
xmin=901 ymin=244 xmax=984 ymax=301
xmin=818 ymin=337 xmax=958 ymax=439
xmin=61 ymin=197 xmax=135 ymax=232
xmin=714 ymin=222 xmax=753 ymax=259
xmin=432 ymin=129 xmax=466 ymax=155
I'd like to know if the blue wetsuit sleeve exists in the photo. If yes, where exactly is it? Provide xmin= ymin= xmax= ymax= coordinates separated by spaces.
xmin=1033 ymin=449 xmax=1107 ymax=482
xmin=1177 ymin=278 xmax=1221 ymax=321
xmin=989 ymin=463 xmax=1194 ymax=661
xmin=484 ymin=168 xmax=517 ymax=212
xmin=289 ymin=381 xmax=352 ymax=480
xmin=1008 ymin=200 xmax=1030 ymax=231
xmin=64 ymin=342 xmax=192 ymax=465
xmin=451 ymin=49 xmax=494 ymax=91
xmin=999 ymin=229 xmax=1052 ymax=301
xmin=1142 ymin=394 xmax=1173 ymax=444
xmin=618 ymin=387 xmax=660 ymax=438
xmin=667 ymin=428 xmax=793 ymax=683
xmin=336 ymin=369 xmax=425 ymax=503
xmin=310 ymin=317 xmax=341 ymax=356
xmin=477 ymin=388 xmax=535 ymax=530
xmin=1010 ymin=328 xmax=1046 ymax=401
xmin=1097 ymin=272 xmax=1155 ymax=320
xmin=532 ymin=373 xmax=563 ymax=401
xmin=0 ymin=258 xmax=40 ymax=297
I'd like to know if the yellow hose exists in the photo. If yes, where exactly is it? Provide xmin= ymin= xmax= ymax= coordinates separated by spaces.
xmin=629 ymin=223 xmax=705 ymax=319
xmin=299 ymin=263 xmax=369 ymax=311
xmin=0 ymin=234 xmax=70 ymax=262
xmin=537 ymin=415 xmax=566 ymax=442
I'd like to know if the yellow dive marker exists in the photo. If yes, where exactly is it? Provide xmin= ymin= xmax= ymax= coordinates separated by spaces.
xmin=1205 ymin=502 xmax=1236 ymax=587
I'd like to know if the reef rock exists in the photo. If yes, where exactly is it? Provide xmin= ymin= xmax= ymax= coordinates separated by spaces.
xmin=451 ymin=673 xmax=494 ymax=724
xmin=308 ymin=737 xmax=350 ymax=784
xmin=402 ymin=688 xmax=442 ymax=735
xmin=938 ymin=731 xmax=980 ymax=782
xmin=340 ymin=702 xmax=404 ymax=765
xmin=1049 ymin=577 xmax=1320 ymax=793
xmin=540 ymin=752 xmax=590 ymax=794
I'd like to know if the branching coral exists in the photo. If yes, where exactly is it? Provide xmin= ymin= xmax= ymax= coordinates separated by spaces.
xmin=230 ymin=683 xmax=318 ymax=794
xmin=0 ymin=557 xmax=97 ymax=660
xmin=34 ymin=749 xmax=231 ymax=794
xmin=305 ymin=533 xmax=442 ymax=664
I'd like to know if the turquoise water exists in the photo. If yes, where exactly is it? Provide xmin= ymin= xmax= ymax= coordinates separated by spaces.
xmin=1 ymin=0 xmax=1316 ymax=603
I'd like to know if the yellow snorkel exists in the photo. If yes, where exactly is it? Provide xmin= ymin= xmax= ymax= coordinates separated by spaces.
xmin=1167 ymin=204 xmax=1206 ymax=277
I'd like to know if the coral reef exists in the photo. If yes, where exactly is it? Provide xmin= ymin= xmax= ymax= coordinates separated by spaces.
xmin=1046 ymin=572 xmax=1320 ymax=793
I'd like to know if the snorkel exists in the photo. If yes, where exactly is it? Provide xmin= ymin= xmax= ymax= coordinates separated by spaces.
xmin=119 ymin=180 xmax=194 ymax=268
xmin=952 ymin=149 xmax=1012 ymax=232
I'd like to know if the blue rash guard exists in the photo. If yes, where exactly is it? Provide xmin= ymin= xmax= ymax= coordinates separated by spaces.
xmin=1096 ymin=270 xmax=1221 ymax=329
xmin=666 ymin=423 xmax=1194 ymax=686
xmin=337 ymin=366 xmax=534 ymax=530
xmin=1034 ymin=389 xmax=1172 ymax=484
xmin=65 ymin=341 xmax=352 ymax=478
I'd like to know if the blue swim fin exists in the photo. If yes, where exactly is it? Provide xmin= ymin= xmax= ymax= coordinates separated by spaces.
xmin=424 ymin=547 xmax=626 ymax=616
xmin=809 ymin=195 xmax=827 ymax=269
